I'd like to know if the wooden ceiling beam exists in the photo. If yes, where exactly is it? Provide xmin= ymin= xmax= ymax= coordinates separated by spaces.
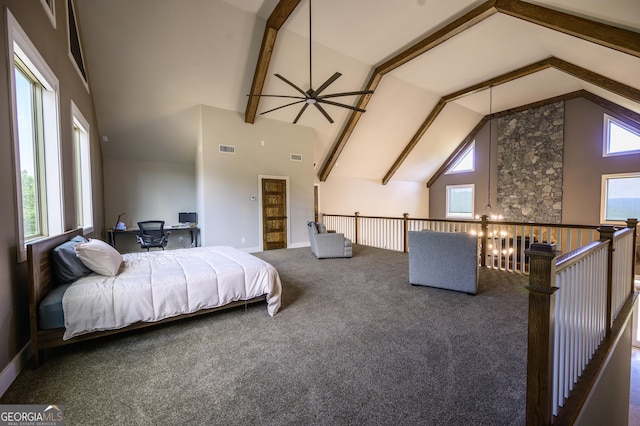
xmin=425 ymin=91 xmax=585 ymax=188
xmin=244 ymin=0 xmax=302 ymax=124
xmin=550 ymin=57 xmax=640 ymax=103
xmin=443 ymin=58 xmax=555 ymax=102
xmin=318 ymin=0 xmax=499 ymax=182
xmin=320 ymin=0 xmax=640 ymax=183
xmin=382 ymin=57 xmax=556 ymax=185
xmin=581 ymin=91 xmax=640 ymax=124
xmin=382 ymin=99 xmax=447 ymax=185
xmin=495 ymin=0 xmax=640 ymax=58
xmin=426 ymin=89 xmax=640 ymax=189
xmin=426 ymin=117 xmax=488 ymax=188
xmin=387 ymin=55 xmax=640 ymax=186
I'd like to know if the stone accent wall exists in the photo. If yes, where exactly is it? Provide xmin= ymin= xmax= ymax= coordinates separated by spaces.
xmin=497 ymin=102 xmax=564 ymax=223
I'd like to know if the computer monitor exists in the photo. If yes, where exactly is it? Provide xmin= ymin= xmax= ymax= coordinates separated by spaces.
xmin=179 ymin=212 xmax=197 ymax=224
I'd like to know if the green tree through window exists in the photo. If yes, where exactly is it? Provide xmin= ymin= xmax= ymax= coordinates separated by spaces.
xmin=21 ymin=169 xmax=37 ymax=237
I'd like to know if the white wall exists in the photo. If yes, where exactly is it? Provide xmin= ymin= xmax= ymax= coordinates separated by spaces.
xmin=318 ymin=176 xmax=429 ymax=218
xmin=198 ymin=106 xmax=315 ymax=251
xmin=103 ymin=158 xmax=196 ymax=252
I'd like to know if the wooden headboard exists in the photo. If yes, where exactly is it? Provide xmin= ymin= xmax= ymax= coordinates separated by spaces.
xmin=27 ymin=228 xmax=84 ymax=358
xmin=27 ymin=229 xmax=84 ymax=307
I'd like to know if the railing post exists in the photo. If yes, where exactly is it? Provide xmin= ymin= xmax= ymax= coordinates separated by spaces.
xmin=598 ymin=225 xmax=616 ymax=334
xmin=524 ymin=244 xmax=559 ymax=426
xmin=354 ymin=212 xmax=360 ymax=245
xmin=480 ymin=214 xmax=488 ymax=267
xmin=627 ymin=218 xmax=638 ymax=291
xmin=403 ymin=213 xmax=409 ymax=253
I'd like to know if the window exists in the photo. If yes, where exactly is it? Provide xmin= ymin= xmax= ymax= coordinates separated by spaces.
xmin=8 ymin=10 xmax=63 ymax=262
xmin=446 ymin=184 xmax=474 ymax=219
xmin=15 ymin=61 xmax=47 ymax=240
xmin=601 ymin=173 xmax=640 ymax=224
xmin=604 ymin=115 xmax=640 ymax=156
xmin=446 ymin=142 xmax=475 ymax=174
xmin=40 ymin=0 xmax=56 ymax=28
xmin=72 ymin=101 xmax=93 ymax=232
xmin=67 ymin=0 xmax=88 ymax=89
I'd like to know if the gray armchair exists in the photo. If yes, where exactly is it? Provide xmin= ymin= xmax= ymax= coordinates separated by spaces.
xmin=408 ymin=230 xmax=478 ymax=294
xmin=307 ymin=221 xmax=352 ymax=259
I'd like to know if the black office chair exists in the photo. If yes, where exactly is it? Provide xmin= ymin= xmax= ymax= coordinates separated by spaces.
xmin=137 ymin=221 xmax=170 ymax=251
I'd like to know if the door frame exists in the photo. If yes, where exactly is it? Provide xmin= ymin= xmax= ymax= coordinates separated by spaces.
xmin=257 ymin=175 xmax=290 ymax=251
xmin=314 ymin=183 xmax=320 ymax=222
xmin=633 ymin=279 xmax=640 ymax=347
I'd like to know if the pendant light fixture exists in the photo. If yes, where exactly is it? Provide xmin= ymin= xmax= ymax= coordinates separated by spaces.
xmin=481 ymin=84 xmax=503 ymax=221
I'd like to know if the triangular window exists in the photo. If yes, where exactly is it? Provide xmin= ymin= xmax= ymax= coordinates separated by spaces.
xmin=67 ymin=0 xmax=87 ymax=86
xmin=604 ymin=115 xmax=640 ymax=156
xmin=446 ymin=141 xmax=475 ymax=174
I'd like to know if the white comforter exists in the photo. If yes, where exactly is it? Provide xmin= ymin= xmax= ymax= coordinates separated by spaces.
xmin=62 ymin=246 xmax=282 ymax=340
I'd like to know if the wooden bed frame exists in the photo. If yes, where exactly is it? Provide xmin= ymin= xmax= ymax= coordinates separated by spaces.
xmin=28 ymin=229 xmax=266 ymax=368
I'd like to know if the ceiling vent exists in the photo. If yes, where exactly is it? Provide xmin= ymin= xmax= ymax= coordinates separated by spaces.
xmin=219 ymin=144 xmax=236 ymax=154
xmin=290 ymin=153 xmax=303 ymax=161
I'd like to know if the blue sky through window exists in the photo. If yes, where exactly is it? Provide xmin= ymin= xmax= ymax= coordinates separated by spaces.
xmin=447 ymin=142 xmax=474 ymax=174
xmin=607 ymin=118 xmax=640 ymax=155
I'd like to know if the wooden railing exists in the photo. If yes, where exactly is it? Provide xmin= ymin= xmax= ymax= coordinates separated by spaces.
xmin=322 ymin=213 xmax=638 ymax=424
xmin=525 ymin=220 xmax=638 ymax=425
xmin=322 ymin=213 xmax=600 ymax=274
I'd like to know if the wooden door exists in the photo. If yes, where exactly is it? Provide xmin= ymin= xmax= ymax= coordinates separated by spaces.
xmin=262 ymin=178 xmax=287 ymax=250
xmin=314 ymin=185 xmax=319 ymax=222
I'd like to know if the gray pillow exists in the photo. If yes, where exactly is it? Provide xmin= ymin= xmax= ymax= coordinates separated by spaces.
xmin=51 ymin=235 xmax=92 ymax=284
xmin=317 ymin=223 xmax=327 ymax=234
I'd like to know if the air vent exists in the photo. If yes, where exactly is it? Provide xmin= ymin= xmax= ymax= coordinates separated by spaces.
xmin=290 ymin=153 xmax=302 ymax=161
xmin=219 ymin=144 xmax=236 ymax=154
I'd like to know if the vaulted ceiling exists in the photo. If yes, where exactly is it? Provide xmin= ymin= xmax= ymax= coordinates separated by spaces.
xmin=75 ymin=0 xmax=640 ymax=185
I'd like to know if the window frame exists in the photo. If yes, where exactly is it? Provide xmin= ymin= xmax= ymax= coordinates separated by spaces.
xmin=603 ymin=114 xmax=640 ymax=157
xmin=600 ymin=172 xmax=640 ymax=225
xmin=7 ymin=9 xmax=64 ymax=262
xmin=14 ymin=60 xmax=48 ymax=241
xmin=71 ymin=101 xmax=94 ymax=233
xmin=445 ymin=141 xmax=475 ymax=175
xmin=446 ymin=184 xmax=475 ymax=219
xmin=40 ymin=0 xmax=56 ymax=28
xmin=66 ymin=0 xmax=89 ymax=91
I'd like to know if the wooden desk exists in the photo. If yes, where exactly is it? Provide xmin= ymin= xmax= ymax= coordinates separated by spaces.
xmin=107 ymin=226 xmax=200 ymax=249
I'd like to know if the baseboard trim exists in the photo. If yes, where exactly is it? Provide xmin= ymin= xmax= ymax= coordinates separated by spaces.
xmin=0 ymin=342 xmax=30 ymax=398
xmin=243 ymin=243 xmax=310 ymax=253
xmin=288 ymin=242 xmax=310 ymax=249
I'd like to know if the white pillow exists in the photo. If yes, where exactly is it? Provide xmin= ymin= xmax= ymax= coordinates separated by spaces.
xmin=75 ymin=238 xmax=123 ymax=276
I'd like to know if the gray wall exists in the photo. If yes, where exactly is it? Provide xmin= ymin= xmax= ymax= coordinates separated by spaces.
xmin=563 ymin=97 xmax=640 ymax=225
xmin=429 ymin=96 xmax=640 ymax=225
xmin=198 ymin=105 xmax=315 ymax=251
xmin=575 ymin=309 xmax=633 ymax=426
xmin=0 ymin=1 xmax=104 ymax=375
xmin=103 ymin=158 xmax=196 ymax=253
xmin=102 ymin=105 xmax=316 ymax=254
xmin=429 ymin=122 xmax=494 ymax=220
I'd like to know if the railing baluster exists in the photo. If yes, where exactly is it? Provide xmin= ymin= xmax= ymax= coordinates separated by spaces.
xmin=322 ymin=213 xmax=605 ymax=276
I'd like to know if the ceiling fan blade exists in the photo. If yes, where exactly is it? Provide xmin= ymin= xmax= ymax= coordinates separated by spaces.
xmin=247 ymin=94 xmax=306 ymax=100
xmin=274 ymin=74 xmax=308 ymax=97
xmin=260 ymin=99 xmax=306 ymax=115
xmin=293 ymin=103 xmax=310 ymax=124
xmin=318 ymin=99 xmax=366 ymax=113
xmin=313 ymin=103 xmax=334 ymax=123
xmin=318 ymin=90 xmax=374 ymax=99
xmin=314 ymin=72 xmax=342 ymax=96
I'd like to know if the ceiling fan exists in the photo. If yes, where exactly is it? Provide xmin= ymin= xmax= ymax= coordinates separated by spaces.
xmin=247 ymin=0 xmax=374 ymax=124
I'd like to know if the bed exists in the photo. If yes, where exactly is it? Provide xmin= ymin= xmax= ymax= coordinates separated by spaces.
xmin=27 ymin=229 xmax=282 ymax=368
